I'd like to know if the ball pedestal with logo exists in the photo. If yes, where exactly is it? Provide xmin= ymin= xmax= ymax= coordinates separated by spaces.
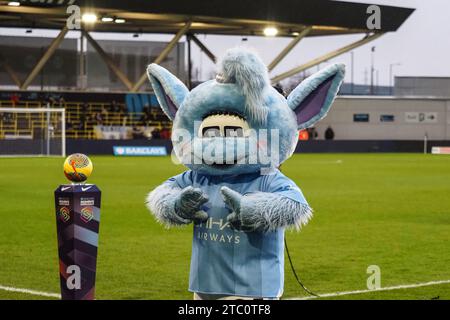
xmin=54 ymin=154 xmax=101 ymax=300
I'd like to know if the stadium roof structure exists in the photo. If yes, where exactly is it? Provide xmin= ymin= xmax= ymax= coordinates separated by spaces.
xmin=0 ymin=0 xmax=414 ymax=91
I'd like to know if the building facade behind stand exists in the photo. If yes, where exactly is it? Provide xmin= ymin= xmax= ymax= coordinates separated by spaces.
xmin=314 ymin=77 xmax=450 ymax=140
xmin=315 ymin=96 xmax=450 ymax=141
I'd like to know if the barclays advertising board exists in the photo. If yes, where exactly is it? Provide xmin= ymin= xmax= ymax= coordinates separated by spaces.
xmin=113 ymin=146 xmax=167 ymax=156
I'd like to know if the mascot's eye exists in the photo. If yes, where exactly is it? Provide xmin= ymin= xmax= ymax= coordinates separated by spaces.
xmin=202 ymin=126 xmax=221 ymax=137
xmin=198 ymin=113 xmax=250 ymax=138
xmin=224 ymin=126 xmax=243 ymax=137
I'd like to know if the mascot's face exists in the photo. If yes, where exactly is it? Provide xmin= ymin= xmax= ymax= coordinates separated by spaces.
xmin=148 ymin=48 xmax=345 ymax=176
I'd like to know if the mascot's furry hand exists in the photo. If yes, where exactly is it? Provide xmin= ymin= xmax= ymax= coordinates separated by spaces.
xmin=146 ymin=184 xmax=209 ymax=226
xmin=220 ymin=186 xmax=253 ymax=232
xmin=221 ymin=186 xmax=312 ymax=233
xmin=175 ymin=186 xmax=209 ymax=222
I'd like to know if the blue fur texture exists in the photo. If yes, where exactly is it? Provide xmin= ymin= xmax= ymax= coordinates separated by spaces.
xmin=146 ymin=184 xmax=209 ymax=226
xmin=147 ymin=64 xmax=189 ymax=120
xmin=147 ymin=47 xmax=345 ymax=232
xmin=221 ymin=186 xmax=312 ymax=232
xmin=146 ymin=183 xmax=190 ymax=226
xmin=218 ymin=47 xmax=270 ymax=124
xmin=148 ymin=48 xmax=345 ymax=176
xmin=287 ymin=63 xmax=345 ymax=130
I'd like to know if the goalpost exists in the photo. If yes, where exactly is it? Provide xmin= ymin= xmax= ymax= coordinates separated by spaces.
xmin=0 ymin=108 xmax=66 ymax=157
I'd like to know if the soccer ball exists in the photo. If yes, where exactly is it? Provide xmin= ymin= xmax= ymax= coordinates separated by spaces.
xmin=63 ymin=153 xmax=93 ymax=183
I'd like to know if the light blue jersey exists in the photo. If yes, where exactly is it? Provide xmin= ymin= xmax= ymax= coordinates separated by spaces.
xmin=166 ymin=169 xmax=308 ymax=298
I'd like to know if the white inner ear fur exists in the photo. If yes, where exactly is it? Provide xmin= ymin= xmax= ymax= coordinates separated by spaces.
xmin=198 ymin=114 xmax=250 ymax=137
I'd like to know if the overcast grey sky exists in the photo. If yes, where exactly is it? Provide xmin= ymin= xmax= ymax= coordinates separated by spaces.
xmin=189 ymin=0 xmax=450 ymax=85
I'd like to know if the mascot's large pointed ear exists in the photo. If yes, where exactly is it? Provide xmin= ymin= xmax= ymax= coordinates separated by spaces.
xmin=147 ymin=63 xmax=189 ymax=120
xmin=287 ymin=63 xmax=345 ymax=130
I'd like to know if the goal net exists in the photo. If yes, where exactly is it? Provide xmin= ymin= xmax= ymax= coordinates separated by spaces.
xmin=0 ymin=108 xmax=66 ymax=157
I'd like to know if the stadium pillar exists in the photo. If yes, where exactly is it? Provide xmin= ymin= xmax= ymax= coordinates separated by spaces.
xmin=83 ymin=31 xmax=133 ymax=91
xmin=131 ymin=21 xmax=192 ymax=92
xmin=190 ymin=34 xmax=217 ymax=63
xmin=187 ymin=34 xmax=192 ymax=89
xmin=0 ymin=54 xmax=21 ymax=88
xmin=446 ymin=101 xmax=450 ymax=140
xmin=268 ymin=26 xmax=312 ymax=72
xmin=78 ymin=32 xmax=87 ymax=90
xmin=20 ymin=26 xmax=69 ymax=90
xmin=270 ymin=33 xmax=383 ymax=84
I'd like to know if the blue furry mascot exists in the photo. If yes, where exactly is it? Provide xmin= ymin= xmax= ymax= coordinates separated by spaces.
xmin=146 ymin=48 xmax=345 ymax=300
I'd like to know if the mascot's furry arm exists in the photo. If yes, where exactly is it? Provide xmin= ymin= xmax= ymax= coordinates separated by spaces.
xmin=146 ymin=184 xmax=209 ymax=226
xmin=221 ymin=187 xmax=312 ymax=233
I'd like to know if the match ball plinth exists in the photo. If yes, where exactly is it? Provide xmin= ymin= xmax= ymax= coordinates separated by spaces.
xmin=55 ymin=153 xmax=101 ymax=300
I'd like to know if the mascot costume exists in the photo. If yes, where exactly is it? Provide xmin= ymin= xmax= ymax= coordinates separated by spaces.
xmin=146 ymin=48 xmax=345 ymax=300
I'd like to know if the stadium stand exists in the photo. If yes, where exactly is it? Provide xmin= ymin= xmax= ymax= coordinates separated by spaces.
xmin=0 ymin=98 xmax=171 ymax=140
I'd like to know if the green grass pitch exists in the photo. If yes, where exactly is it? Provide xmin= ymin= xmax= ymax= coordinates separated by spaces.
xmin=0 ymin=153 xmax=449 ymax=300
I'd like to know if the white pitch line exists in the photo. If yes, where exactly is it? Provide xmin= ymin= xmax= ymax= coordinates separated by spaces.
xmin=0 ymin=285 xmax=60 ymax=299
xmin=289 ymin=279 xmax=450 ymax=300
xmin=2 ymin=279 xmax=450 ymax=300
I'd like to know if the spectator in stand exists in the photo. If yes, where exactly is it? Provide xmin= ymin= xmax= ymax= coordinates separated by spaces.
xmin=78 ymin=112 xmax=87 ymax=131
xmin=140 ymin=106 xmax=152 ymax=126
xmin=307 ymin=127 xmax=318 ymax=140
xmin=39 ymin=93 xmax=45 ymax=107
xmin=66 ymin=120 xmax=74 ymax=132
xmin=298 ymin=129 xmax=309 ymax=141
xmin=100 ymin=105 xmax=108 ymax=124
xmin=44 ymin=96 xmax=51 ymax=108
xmin=10 ymin=93 xmax=19 ymax=107
xmin=58 ymin=97 xmax=66 ymax=109
xmin=143 ymin=102 xmax=150 ymax=112
xmin=145 ymin=106 xmax=152 ymax=118
xmin=94 ymin=111 xmax=104 ymax=125
xmin=110 ymin=100 xmax=121 ymax=113
xmin=121 ymin=103 xmax=128 ymax=116
xmin=116 ymin=102 xmax=126 ymax=123
xmin=132 ymin=126 xmax=145 ymax=139
xmin=81 ymin=102 xmax=89 ymax=114
xmin=151 ymin=128 xmax=161 ymax=139
xmin=325 ymin=126 xmax=335 ymax=140
xmin=43 ymin=95 xmax=56 ymax=108
xmin=160 ymin=126 xmax=171 ymax=140
xmin=78 ymin=102 xmax=89 ymax=130
xmin=150 ymin=109 xmax=158 ymax=121
xmin=139 ymin=113 xmax=147 ymax=126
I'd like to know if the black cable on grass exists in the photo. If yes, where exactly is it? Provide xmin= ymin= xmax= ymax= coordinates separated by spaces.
xmin=284 ymin=238 xmax=320 ymax=297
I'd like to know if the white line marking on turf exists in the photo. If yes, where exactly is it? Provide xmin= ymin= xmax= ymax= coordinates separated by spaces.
xmin=289 ymin=279 xmax=450 ymax=300
xmin=2 ymin=279 xmax=450 ymax=299
xmin=0 ymin=285 xmax=60 ymax=299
